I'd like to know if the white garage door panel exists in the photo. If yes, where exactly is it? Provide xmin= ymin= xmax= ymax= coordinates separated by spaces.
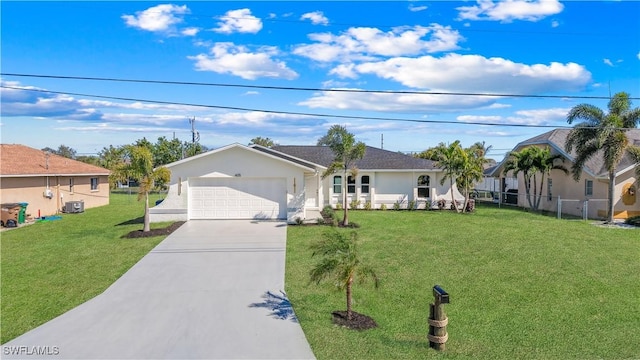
xmin=189 ymin=178 xmax=286 ymax=220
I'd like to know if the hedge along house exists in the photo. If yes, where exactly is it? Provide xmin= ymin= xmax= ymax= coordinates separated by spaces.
xmin=150 ymin=143 xmax=464 ymax=223
xmin=489 ymin=129 xmax=639 ymax=220
xmin=0 ymin=144 xmax=110 ymax=217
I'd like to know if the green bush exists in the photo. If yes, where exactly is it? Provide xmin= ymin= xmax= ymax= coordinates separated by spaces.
xmin=393 ymin=201 xmax=401 ymax=211
xmin=349 ymin=199 xmax=361 ymax=210
xmin=336 ymin=203 xmax=343 ymax=211
xmin=380 ymin=203 xmax=387 ymax=211
xmin=625 ymin=216 xmax=640 ymax=227
xmin=321 ymin=205 xmax=335 ymax=219
xmin=407 ymin=199 xmax=416 ymax=211
xmin=364 ymin=201 xmax=372 ymax=210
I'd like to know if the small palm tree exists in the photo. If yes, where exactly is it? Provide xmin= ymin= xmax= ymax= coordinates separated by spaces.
xmin=566 ymin=92 xmax=640 ymax=223
xmin=532 ymin=147 xmax=568 ymax=210
xmin=310 ymin=230 xmax=379 ymax=321
xmin=112 ymin=145 xmax=171 ymax=232
xmin=434 ymin=141 xmax=464 ymax=213
xmin=503 ymin=147 xmax=539 ymax=210
xmin=457 ymin=146 xmax=488 ymax=211
xmin=317 ymin=125 xmax=366 ymax=226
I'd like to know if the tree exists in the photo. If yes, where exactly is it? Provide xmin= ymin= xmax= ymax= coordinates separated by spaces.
xmin=153 ymin=136 xmax=183 ymax=166
xmin=76 ymin=155 xmax=101 ymax=166
xmin=310 ymin=230 xmax=379 ymax=321
xmin=566 ymin=92 xmax=640 ymax=223
xmin=41 ymin=145 xmax=77 ymax=159
xmin=456 ymin=145 xmax=488 ymax=211
xmin=503 ymin=146 xmax=568 ymax=211
xmin=317 ymin=125 xmax=366 ymax=226
xmin=415 ymin=146 xmax=440 ymax=161
xmin=433 ymin=141 xmax=464 ymax=213
xmin=111 ymin=146 xmax=171 ymax=232
xmin=531 ymin=147 xmax=568 ymax=210
xmin=249 ymin=137 xmax=276 ymax=148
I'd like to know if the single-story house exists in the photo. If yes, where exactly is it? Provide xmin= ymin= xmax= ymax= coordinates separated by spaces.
xmin=0 ymin=144 xmax=110 ymax=218
xmin=488 ymin=129 xmax=639 ymax=219
xmin=149 ymin=143 xmax=464 ymax=223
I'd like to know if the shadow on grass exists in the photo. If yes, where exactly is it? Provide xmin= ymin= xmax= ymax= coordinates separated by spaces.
xmin=249 ymin=290 xmax=299 ymax=323
xmin=116 ymin=217 xmax=144 ymax=226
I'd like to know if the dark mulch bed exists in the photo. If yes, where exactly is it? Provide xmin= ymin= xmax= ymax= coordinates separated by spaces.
xmin=332 ymin=310 xmax=378 ymax=330
xmin=122 ymin=221 xmax=185 ymax=239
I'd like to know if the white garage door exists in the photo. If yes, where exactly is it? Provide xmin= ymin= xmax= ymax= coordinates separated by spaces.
xmin=189 ymin=177 xmax=287 ymax=220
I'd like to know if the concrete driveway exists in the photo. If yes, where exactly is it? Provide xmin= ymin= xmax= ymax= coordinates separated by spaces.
xmin=2 ymin=220 xmax=315 ymax=359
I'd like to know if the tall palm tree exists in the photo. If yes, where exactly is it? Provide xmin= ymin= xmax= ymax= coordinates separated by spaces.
xmin=434 ymin=141 xmax=464 ymax=213
xmin=310 ymin=230 xmax=379 ymax=321
xmin=566 ymin=92 xmax=640 ymax=223
xmin=112 ymin=146 xmax=171 ymax=232
xmin=318 ymin=125 xmax=366 ymax=226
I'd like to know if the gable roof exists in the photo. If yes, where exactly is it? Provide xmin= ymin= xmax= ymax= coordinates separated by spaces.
xmin=0 ymin=144 xmax=109 ymax=177
xmin=162 ymin=143 xmax=317 ymax=171
xmin=491 ymin=128 xmax=640 ymax=178
xmin=269 ymin=145 xmax=438 ymax=170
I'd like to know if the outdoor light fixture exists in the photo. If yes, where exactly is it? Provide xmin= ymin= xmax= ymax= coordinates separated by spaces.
xmin=629 ymin=186 xmax=636 ymax=196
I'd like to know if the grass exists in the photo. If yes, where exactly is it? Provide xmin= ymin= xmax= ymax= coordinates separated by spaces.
xmin=1 ymin=193 xmax=169 ymax=344
xmin=285 ymin=206 xmax=640 ymax=359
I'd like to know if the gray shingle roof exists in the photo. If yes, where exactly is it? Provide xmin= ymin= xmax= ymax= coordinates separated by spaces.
xmin=269 ymin=145 xmax=437 ymax=170
xmin=516 ymin=128 xmax=640 ymax=177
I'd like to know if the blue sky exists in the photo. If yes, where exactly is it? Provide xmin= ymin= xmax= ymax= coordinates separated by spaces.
xmin=2 ymin=1 xmax=639 ymax=160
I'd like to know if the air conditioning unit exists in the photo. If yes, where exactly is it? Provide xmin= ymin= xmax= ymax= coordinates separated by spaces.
xmin=64 ymin=201 xmax=84 ymax=213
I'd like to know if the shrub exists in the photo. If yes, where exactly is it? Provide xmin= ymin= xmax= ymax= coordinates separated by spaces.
xmin=393 ymin=201 xmax=401 ymax=211
xmin=407 ymin=199 xmax=416 ymax=211
xmin=625 ymin=216 xmax=640 ymax=227
xmin=294 ymin=217 xmax=304 ymax=225
xmin=336 ymin=203 xmax=343 ymax=211
xmin=380 ymin=203 xmax=387 ymax=211
xmin=321 ymin=205 xmax=335 ymax=219
xmin=349 ymin=199 xmax=361 ymax=210
xmin=364 ymin=201 xmax=372 ymax=210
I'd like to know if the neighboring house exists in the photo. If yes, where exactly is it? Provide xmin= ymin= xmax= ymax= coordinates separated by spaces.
xmin=0 ymin=144 xmax=110 ymax=218
xmin=489 ymin=129 xmax=639 ymax=220
xmin=150 ymin=143 xmax=464 ymax=223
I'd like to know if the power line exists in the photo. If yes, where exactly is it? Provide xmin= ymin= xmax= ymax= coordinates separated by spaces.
xmin=2 ymin=73 xmax=634 ymax=100
xmin=0 ymin=84 xmax=576 ymax=129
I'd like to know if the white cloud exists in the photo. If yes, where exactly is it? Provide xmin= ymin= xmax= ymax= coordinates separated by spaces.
xmin=298 ymin=88 xmax=495 ymax=113
xmin=214 ymin=9 xmax=262 ymax=34
xmin=181 ymin=27 xmax=200 ymax=36
xmin=347 ymin=53 xmax=591 ymax=94
xmin=637 ymin=51 xmax=640 ymax=60
xmin=604 ymin=58 xmax=614 ymax=67
xmin=293 ymin=24 xmax=463 ymax=62
xmin=551 ymin=20 xmax=559 ymax=28
xmin=457 ymin=0 xmax=564 ymax=22
xmin=188 ymin=42 xmax=298 ymax=80
xmin=457 ymin=107 xmax=569 ymax=126
xmin=122 ymin=4 xmax=189 ymax=32
xmin=409 ymin=4 xmax=428 ymax=12
xmin=300 ymin=11 xmax=329 ymax=25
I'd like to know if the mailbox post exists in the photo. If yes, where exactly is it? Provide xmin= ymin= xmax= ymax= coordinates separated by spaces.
xmin=428 ymin=285 xmax=449 ymax=351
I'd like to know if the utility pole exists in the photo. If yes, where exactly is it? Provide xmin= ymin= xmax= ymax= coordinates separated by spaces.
xmin=381 ymin=134 xmax=384 ymax=149
xmin=189 ymin=117 xmax=200 ymax=144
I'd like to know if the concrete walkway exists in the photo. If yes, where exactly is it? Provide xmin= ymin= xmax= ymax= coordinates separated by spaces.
xmin=2 ymin=220 xmax=315 ymax=359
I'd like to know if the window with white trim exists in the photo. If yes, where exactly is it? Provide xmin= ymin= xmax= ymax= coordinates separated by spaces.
xmin=585 ymin=179 xmax=593 ymax=196
xmin=361 ymin=175 xmax=370 ymax=194
xmin=417 ymin=175 xmax=430 ymax=198
xmin=333 ymin=176 xmax=342 ymax=193
xmin=347 ymin=176 xmax=356 ymax=194
xmin=91 ymin=177 xmax=99 ymax=191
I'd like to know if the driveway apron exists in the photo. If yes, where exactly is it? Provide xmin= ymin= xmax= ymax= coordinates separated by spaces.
xmin=2 ymin=220 xmax=315 ymax=359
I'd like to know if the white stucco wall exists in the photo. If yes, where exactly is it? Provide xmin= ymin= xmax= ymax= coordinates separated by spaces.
xmin=150 ymin=145 xmax=314 ymax=223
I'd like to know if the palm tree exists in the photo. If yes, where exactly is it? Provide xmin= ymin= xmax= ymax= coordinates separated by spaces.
xmin=310 ymin=229 xmax=379 ymax=321
xmin=532 ymin=147 xmax=568 ymax=210
xmin=457 ymin=146 xmax=488 ymax=211
xmin=317 ymin=125 xmax=366 ymax=226
xmin=434 ymin=141 xmax=464 ymax=213
xmin=503 ymin=147 xmax=539 ymax=209
xmin=112 ymin=146 xmax=171 ymax=232
xmin=566 ymin=92 xmax=640 ymax=223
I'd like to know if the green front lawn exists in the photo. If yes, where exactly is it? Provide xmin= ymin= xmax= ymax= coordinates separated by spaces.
xmin=286 ymin=208 xmax=640 ymax=359
xmin=1 ymin=193 xmax=169 ymax=344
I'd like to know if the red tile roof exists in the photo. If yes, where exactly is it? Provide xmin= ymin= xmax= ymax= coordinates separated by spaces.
xmin=0 ymin=144 xmax=110 ymax=176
